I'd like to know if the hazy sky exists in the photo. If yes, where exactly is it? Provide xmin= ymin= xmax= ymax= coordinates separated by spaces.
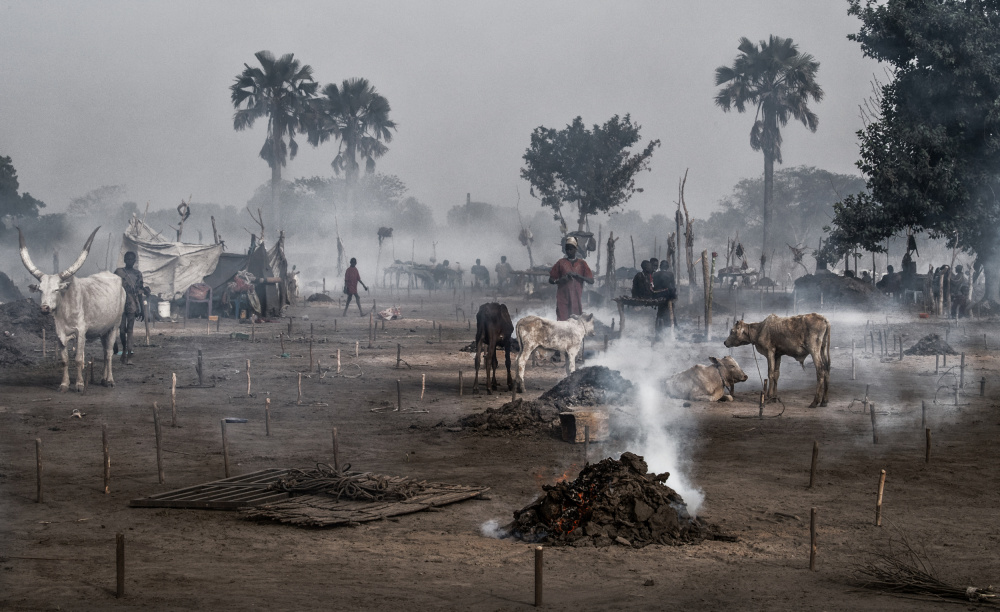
xmin=0 ymin=0 xmax=879 ymax=223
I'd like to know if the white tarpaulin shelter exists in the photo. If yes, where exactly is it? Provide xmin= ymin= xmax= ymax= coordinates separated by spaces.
xmin=119 ymin=216 xmax=223 ymax=299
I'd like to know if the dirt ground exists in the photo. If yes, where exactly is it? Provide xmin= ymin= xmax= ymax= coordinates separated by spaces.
xmin=2 ymin=288 xmax=999 ymax=611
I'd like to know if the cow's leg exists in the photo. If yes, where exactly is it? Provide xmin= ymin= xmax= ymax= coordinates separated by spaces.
xmin=74 ymin=334 xmax=86 ymax=392
xmin=767 ymin=353 xmax=780 ymax=400
xmin=100 ymin=330 xmax=115 ymax=386
xmin=473 ymin=340 xmax=483 ymax=394
xmin=515 ymin=341 xmax=532 ymax=393
xmin=809 ymin=355 xmax=825 ymax=408
xmin=504 ymin=342 xmax=513 ymax=391
xmin=489 ymin=336 xmax=499 ymax=391
xmin=565 ymin=347 xmax=579 ymax=376
xmin=58 ymin=334 xmax=71 ymax=393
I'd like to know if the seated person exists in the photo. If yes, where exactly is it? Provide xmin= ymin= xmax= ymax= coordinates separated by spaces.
xmin=470 ymin=259 xmax=490 ymax=286
xmin=631 ymin=260 xmax=653 ymax=299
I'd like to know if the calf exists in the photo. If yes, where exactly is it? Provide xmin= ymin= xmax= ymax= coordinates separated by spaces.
xmin=723 ymin=313 xmax=831 ymax=407
xmin=665 ymin=356 xmax=748 ymax=402
xmin=514 ymin=313 xmax=595 ymax=393
xmin=472 ymin=303 xmax=515 ymax=395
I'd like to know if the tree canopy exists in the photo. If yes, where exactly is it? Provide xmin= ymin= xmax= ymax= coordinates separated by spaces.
xmin=520 ymin=115 xmax=659 ymax=233
xmin=828 ymin=0 xmax=1000 ymax=299
xmin=0 ymin=155 xmax=45 ymax=223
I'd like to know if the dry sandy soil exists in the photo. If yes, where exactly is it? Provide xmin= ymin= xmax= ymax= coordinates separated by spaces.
xmin=2 ymin=288 xmax=999 ymax=611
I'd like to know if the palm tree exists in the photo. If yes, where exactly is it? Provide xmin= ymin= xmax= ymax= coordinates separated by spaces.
xmin=231 ymin=51 xmax=317 ymax=221
xmin=715 ymin=36 xmax=823 ymax=273
xmin=305 ymin=78 xmax=396 ymax=188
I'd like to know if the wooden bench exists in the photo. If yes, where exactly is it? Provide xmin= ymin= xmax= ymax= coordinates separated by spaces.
xmin=612 ymin=296 xmax=675 ymax=336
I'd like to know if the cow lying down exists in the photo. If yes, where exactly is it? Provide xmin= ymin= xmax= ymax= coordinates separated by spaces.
xmin=515 ymin=313 xmax=595 ymax=393
xmin=665 ymin=356 xmax=748 ymax=402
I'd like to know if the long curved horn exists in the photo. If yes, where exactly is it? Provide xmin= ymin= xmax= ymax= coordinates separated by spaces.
xmin=60 ymin=226 xmax=101 ymax=280
xmin=17 ymin=227 xmax=45 ymax=280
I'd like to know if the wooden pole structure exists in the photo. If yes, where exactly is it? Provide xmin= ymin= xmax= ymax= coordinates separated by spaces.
xmin=170 ymin=373 xmax=177 ymax=427
xmin=355 ymin=341 xmax=359 ymax=357
xmin=297 ymin=373 xmax=303 ymax=405
xmin=809 ymin=508 xmax=817 ymax=571
xmin=921 ymin=400 xmax=926 ymax=429
xmin=197 ymin=350 xmax=204 ymax=386
xmin=925 ymin=428 xmax=931 ymax=463
xmin=935 ymin=354 xmax=939 ymax=374
xmin=534 ymin=545 xmax=543 ymax=607
xmin=152 ymin=403 xmax=164 ymax=484
xmin=264 ymin=398 xmax=271 ymax=436
xmin=869 ymin=402 xmax=878 ymax=444
xmin=116 ymin=533 xmax=125 ymax=598
xmin=102 ymin=424 xmax=110 ymax=494
xmin=396 ymin=379 xmax=402 ymax=411
xmin=332 ymin=428 xmax=341 ymax=473
xmin=458 ymin=370 xmax=464 ymax=396
xmin=396 ymin=344 xmax=401 ymax=368
xmin=337 ymin=349 xmax=341 ymax=374
xmin=221 ymin=419 xmax=230 ymax=478
xmin=701 ymin=250 xmax=711 ymax=340
xmin=421 ymin=373 xmax=426 ymax=399
xmin=809 ymin=441 xmax=819 ymax=488
xmin=246 ymin=359 xmax=251 ymax=396
xmin=35 ymin=438 xmax=42 ymax=503
xmin=875 ymin=469 xmax=886 ymax=526
xmin=960 ymin=352 xmax=966 ymax=388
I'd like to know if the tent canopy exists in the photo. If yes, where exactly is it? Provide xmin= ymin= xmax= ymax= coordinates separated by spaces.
xmin=120 ymin=217 xmax=223 ymax=299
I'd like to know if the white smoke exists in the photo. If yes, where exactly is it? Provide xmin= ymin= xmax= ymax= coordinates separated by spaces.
xmin=480 ymin=518 xmax=504 ymax=539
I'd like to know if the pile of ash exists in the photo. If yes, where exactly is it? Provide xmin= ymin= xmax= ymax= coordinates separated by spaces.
xmin=905 ymin=333 xmax=957 ymax=356
xmin=457 ymin=398 xmax=560 ymax=435
xmin=0 ymin=299 xmax=54 ymax=367
xmin=503 ymin=452 xmax=727 ymax=548
xmin=306 ymin=293 xmax=335 ymax=303
xmin=538 ymin=365 xmax=634 ymax=410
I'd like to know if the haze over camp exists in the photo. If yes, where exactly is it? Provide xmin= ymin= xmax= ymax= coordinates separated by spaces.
xmin=3 ymin=1 xmax=1000 ymax=609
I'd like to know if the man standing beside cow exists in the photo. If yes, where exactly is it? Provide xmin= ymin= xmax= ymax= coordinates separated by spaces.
xmin=113 ymin=251 xmax=150 ymax=365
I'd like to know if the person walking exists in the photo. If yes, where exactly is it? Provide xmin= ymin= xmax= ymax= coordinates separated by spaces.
xmin=113 ymin=251 xmax=150 ymax=365
xmin=549 ymin=236 xmax=594 ymax=321
xmin=343 ymin=257 xmax=368 ymax=316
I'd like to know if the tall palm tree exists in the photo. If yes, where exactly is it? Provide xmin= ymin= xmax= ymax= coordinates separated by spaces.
xmin=305 ymin=78 xmax=396 ymax=187
xmin=231 ymin=50 xmax=317 ymax=220
xmin=715 ymin=35 xmax=823 ymax=272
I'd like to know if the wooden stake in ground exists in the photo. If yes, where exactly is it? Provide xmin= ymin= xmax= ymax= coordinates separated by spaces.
xmin=102 ymin=424 xmax=110 ymax=494
xmin=152 ymin=402 xmax=164 ymax=484
xmin=870 ymin=402 xmax=878 ymax=444
xmin=332 ymin=428 xmax=341 ymax=473
xmin=534 ymin=545 xmax=543 ymax=607
xmin=197 ymin=350 xmax=204 ymax=386
xmin=280 ymin=332 xmax=285 ymax=354
xmin=35 ymin=438 xmax=42 ymax=503
xmin=265 ymin=398 xmax=271 ymax=436
xmin=396 ymin=379 xmax=402 ymax=411
xmin=921 ymin=400 xmax=926 ymax=429
xmin=337 ymin=349 xmax=341 ymax=373
xmin=809 ymin=441 xmax=819 ymax=488
xmin=458 ymin=370 xmax=464 ymax=396
xmin=42 ymin=328 xmax=45 ymax=358
xmin=925 ymin=428 xmax=931 ymax=463
xmin=297 ymin=373 xmax=303 ymax=405
xmin=396 ymin=344 xmax=401 ymax=369
xmin=960 ymin=352 xmax=966 ymax=388
xmin=221 ymin=419 xmax=231 ymax=478
xmin=809 ymin=508 xmax=817 ymax=571
xmin=170 ymin=373 xmax=177 ymax=427
xmin=309 ymin=336 xmax=314 ymax=372
xmin=368 ymin=313 xmax=373 ymax=348
xmin=355 ymin=341 xmax=359 ymax=357
xmin=116 ymin=533 xmax=125 ymax=598
xmin=421 ymin=373 xmax=426 ymax=400
xmin=245 ymin=360 xmax=251 ymax=396
xmin=875 ymin=469 xmax=886 ymax=526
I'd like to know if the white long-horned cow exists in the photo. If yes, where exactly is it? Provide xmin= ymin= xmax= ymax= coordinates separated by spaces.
xmin=514 ymin=313 xmax=595 ymax=393
xmin=19 ymin=227 xmax=126 ymax=392
xmin=665 ymin=356 xmax=749 ymax=402
xmin=723 ymin=313 xmax=831 ymax=408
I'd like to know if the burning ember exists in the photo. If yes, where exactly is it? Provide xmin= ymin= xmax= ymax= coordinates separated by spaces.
xmin=503 ymin=452 xmax=732 ymax=548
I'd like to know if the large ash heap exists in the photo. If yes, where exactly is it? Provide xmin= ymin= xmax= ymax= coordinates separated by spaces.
xmin=502 ymin=452 xmax=730 ymax=548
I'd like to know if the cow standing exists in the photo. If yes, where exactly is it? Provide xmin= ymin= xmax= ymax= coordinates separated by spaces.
xmin=472 ymin=303 xmax=514 ymax=394
xmin=19 ymin=227 xmax=126 ymax=391
xmin=723 ymin=314 xmax=831 ymax=407
xmin=665 ymin=356 xmax=748 ymax=402
xmin=514 ymin=313 xmax=595 ymax=393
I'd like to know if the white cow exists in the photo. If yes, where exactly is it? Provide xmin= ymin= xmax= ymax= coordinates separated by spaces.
xmin=514 ymin=313 xmax=595 ymax=393
xmin=19 ymin=227 xmax=126 ymax=392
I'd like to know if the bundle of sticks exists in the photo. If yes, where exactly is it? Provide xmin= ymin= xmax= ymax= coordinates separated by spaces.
xmin=268 ymin=464 xmax=427 ymax=502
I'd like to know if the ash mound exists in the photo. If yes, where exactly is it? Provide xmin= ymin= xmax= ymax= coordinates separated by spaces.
xmin=0 ymin=299 xmax=54 ymax=366
xmin=306 ymin=293 xmax=335 ymax=303
xmin=457 ymin=398 xmax=559 ymax=435
xmin=504 ymin=452 xmax=729 ymax=548
xmin=904 ymin=333 xmax=957 ymax=356
xmin=538 ymin=366 xmax=634 ymax=410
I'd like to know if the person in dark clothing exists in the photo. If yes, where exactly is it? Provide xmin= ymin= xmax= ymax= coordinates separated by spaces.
xmin=343 ymin=257 xmax=368 ymax=316
xmin=652 ymin=260 xmax=677 ymax=333
xmin=113 ymin=251 xmax=150 ymax=365
xmin=631 ymin=260 xmax=653 ymax=299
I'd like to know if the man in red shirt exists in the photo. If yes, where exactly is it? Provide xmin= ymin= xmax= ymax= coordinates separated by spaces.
xmin=549 ymin=236 xmax=594 ymax=321
xmin=343 ymin=257 xmax=368 ymax=316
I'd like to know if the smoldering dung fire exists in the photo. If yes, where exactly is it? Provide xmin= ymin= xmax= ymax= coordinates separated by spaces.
xmin=500 ymin=452 xmax=730 ymax=548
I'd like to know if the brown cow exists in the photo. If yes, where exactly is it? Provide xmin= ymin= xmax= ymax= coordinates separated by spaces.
xmin=665 ymin=356 xmax=748 ymax=402
xmin=473 ymin=303 xmax=515 ymax=394
xmin=723 ymin=313 xmax=831 ymax=407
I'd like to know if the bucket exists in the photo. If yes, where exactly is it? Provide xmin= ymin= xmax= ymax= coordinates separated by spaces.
xmin=157 ymin=301 xmax=171 ymax=319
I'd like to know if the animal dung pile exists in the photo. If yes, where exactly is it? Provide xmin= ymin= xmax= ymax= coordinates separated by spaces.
xmin=458 ymin=398 xmax=559 ymax=435
xmin=0 ymin=299 xmax=55 ymax=366
xmin=904 ymin=333 xmax=957 ymax=356
xmin=503 ymin=453 xmax=720 ymax=548
xmin=538 ymin=366 xmax=634 ymax=410
xmin=306 ymin=293 xmax=335 ymax=303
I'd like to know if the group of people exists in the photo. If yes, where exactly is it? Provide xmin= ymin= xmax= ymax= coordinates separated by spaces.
xmin=630 ymin=257 xmax=677 ymax=301
xmin=469 ymin=256 xmax=516 ymax=289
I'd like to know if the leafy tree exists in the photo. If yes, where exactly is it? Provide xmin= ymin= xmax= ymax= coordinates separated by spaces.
xmin=304 ymin=78 xmax=396 ymax=187
xmin=0 ymin=155 xmax=46 ymax=224
xmin=714 ymin=35 xmax=824 ymax=270
xmin=67 ymin=185 xmax=127 ymax=217
xmin=829 ymin=0 xmax=1000 ymax=303
xmin=520 ymin=115 xmax=660 ymax=233
xmin=230 ymin=51 xmax=317 ymax=218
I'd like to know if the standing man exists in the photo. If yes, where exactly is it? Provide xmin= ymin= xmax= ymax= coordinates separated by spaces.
xmin=549 ymin=236 xmax=594 ymax=321
xmin=471 ymin=258 xmax=490 ymax=287
xmin=343 ymin=257 xmax=368 ymax=316
xmin=495 ymin=255 xmax=514 ymax=289
xmin=113 ymin=251 xmax=150 ymax=365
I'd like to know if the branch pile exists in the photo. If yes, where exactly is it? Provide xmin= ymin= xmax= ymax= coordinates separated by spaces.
xmin=904 ymin=333 xmax=957 ymax=356
xmin=267 ymin=464 xmax=427 ymax=502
